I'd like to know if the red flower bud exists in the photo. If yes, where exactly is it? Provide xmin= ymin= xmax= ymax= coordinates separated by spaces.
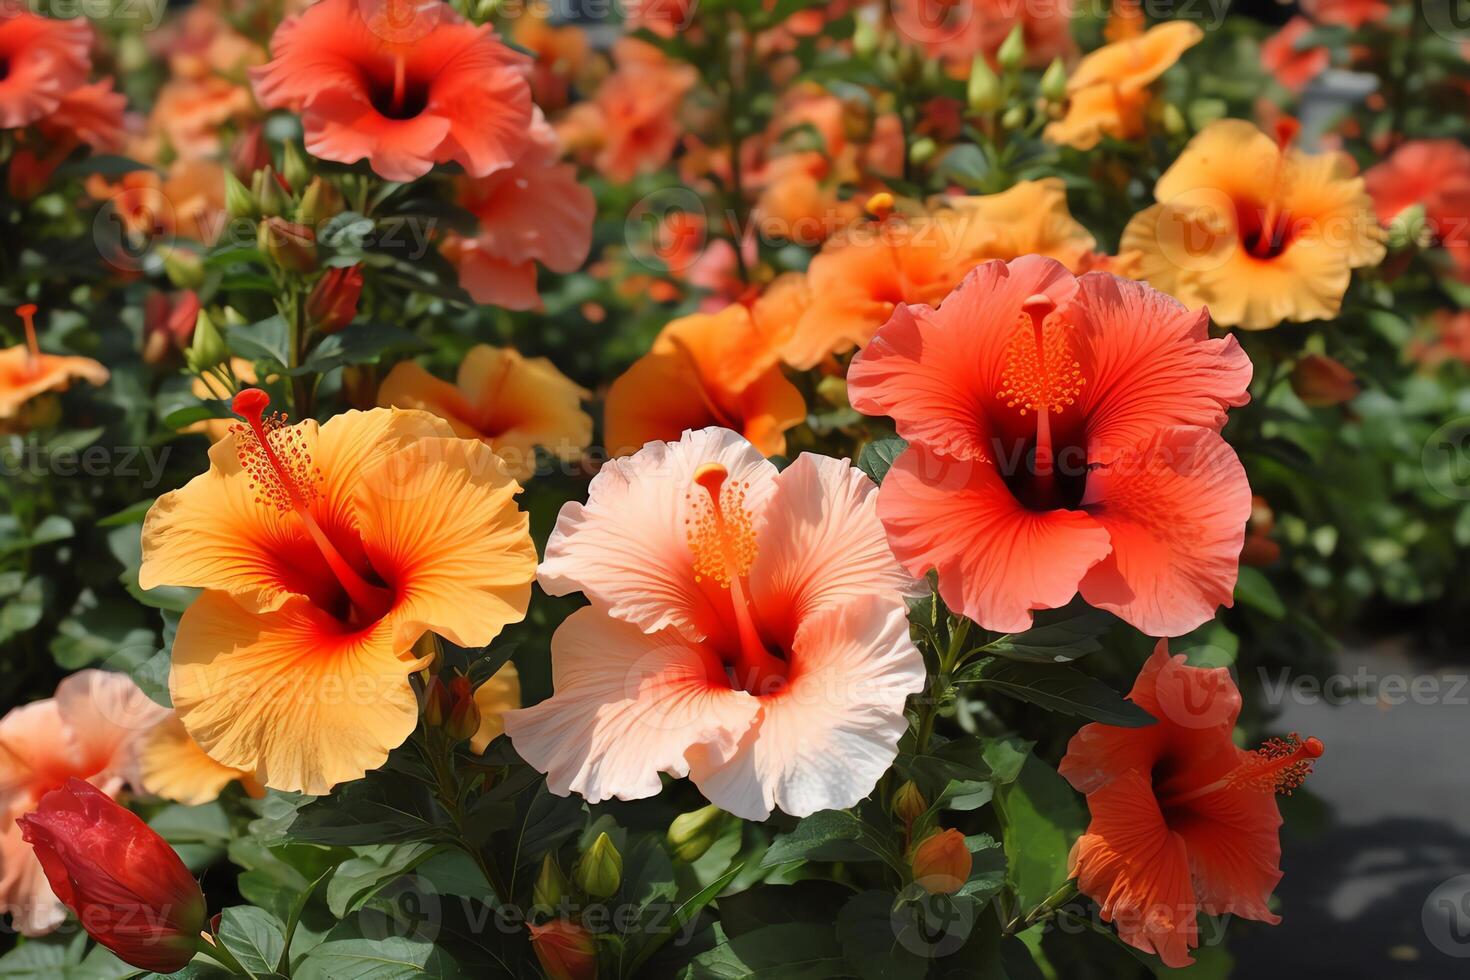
xmin=1291 ymin=354 xmax=1358 ymax=407
xmin=445 ymin=674 xmax=482 ymax=742
xmin=529 ymin=919 xmax=597 ymax=980
xmin=17 ymin=779 xmax=206 ymax=973
xmin=909 ymin=828 xmax=972 ymax=895
xmin=257 ymin=216 xmax=318 ymax=273
xmin=306 ymin=265 xmax=364 ymax=334
xmin=424 ymin=674 xmax=452 ymax=728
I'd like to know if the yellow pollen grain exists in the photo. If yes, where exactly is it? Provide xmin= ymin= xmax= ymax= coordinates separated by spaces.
xmin=685 ymin=463 xmax=757 ymax=586
xmin=997 ymin=311 xmax=1086 ymax=416
xmin=232 ymin=413 xmax=322 ymax=513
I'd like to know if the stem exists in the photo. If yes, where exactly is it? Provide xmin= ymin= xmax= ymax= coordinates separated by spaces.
xmin=915 ymin=618 xmax=971 ymax=754
xmin=1005 ymin=880 xmax=1079 ymax=935
xmin=420 ymin=728 xmax=513 ymax=903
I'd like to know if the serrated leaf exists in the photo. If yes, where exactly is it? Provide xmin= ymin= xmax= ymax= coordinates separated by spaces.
xmin=760 ymin=810 xmax=879 ymax=867
xmin=963 ymin=659 xmax=1155 ymax=727
xmin=218 ymin=906 xmax=287 ymax=976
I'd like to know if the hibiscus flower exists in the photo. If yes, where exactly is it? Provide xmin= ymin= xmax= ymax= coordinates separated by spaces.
xmin=0 ymin=304 xmax=108 ymax=425
xmin=506 ymin=428 xmax=925 ymax=819
xmin=377 ymin=344 xmax=593 ymax=481
xmin=1061 ymin=643 xmax=1322 ymax=967
xmin=1121 ymin=119 xmax=1385 ymax=329
xmin=0 ymin=12 xmax=92 ymax=130
xmin=847 ymin=255 xmax=1253 ymax=635
xmin=139 ymin=390 xmax=537 ymax=793
xmin=251 ymin=0 xmax=533 ymax=182
xmin=1364 ymin=139 xmax=1470 ymax=282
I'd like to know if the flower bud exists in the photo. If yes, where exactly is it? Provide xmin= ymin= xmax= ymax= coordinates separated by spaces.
xmin=997 ymin=25 xmax=1026 ymax=71
xmin=909 ymin=828 xmax=971 ymax=895
xmin=666 ymin=805 xmax=725 ymax=863
xmin=1001 ymin=104 xmax=1027 ymax=130
xmin=159 ymin=246 xmax=205 ymax=291
xmin=445 ymin=675 xmax=482 ymax=742
xmin=258 ymin=217 xmax=318 ymax=273
xmin=423 ymin=674 xmax=451 ymax=728
xmin=1291 ymin=353 xmax=1358 ymax=407
xmin=298 ymin=177 xmax=343 ymax=228
xmin=186 ymin=308 xmax=228 ymax=372
xmin=967 ymin=55 xmax=1003 ymax=114
xmin=853 ymin=15 xmax=879 ymax=58
xmin=1040 ymin=57 xmax=1068 ymax=102
xmin=1386 ymin=202 xmax=1429 ymax=249
xmin=528 ymin=919 xmax=597 ymax=980
xmin=909 ymin=137 xmax=937 ymax=166
xmin=18 ymin=779 xmax=206 ymax=973
xmin=306 ymin=265 xmax=364 ymax=334
xmin=230 ymin=123 xmax=270 ymax=182
xmin=576 ymin=832 xmax=622 ymax=898
xmin=281 ymin=140 xmax=311 ymax=193
xmin=533 ymin=853 xmax=569 ymax=910
xmin=891 ymin=781 xmax=927 ymax=826
xmin=224 ymin=170 xmax=257 ymax=219
xmin=1160 ymin=102 xmax=1187 ymax=137
xmin=251 ymin=166 xmax=287 ymax=217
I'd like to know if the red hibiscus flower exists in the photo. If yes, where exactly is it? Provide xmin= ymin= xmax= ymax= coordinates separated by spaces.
xmin=0 ymin=12 xmax=92 ymax=130
xmin=847 ymin=255 xmax=1254 ymax=635
xmin=1060 ymin=644 xmax=1322 ymax=967
xmin=251 ymin=0 xmax=533 ymax=182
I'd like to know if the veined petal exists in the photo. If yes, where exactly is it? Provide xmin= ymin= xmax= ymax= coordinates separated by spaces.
xmin=539 ymin=427 xmax=778 ymax=640
xmin=878 ymin=447 xmax=1113 ymax=633
xmin=170 ymin=591 xmax=421 ymax=795
xmin=53 ymin=670 xmax=167 ymax=791
xmin=1079 ymin=427 xmax=1251 ymax=637
xmin=139 ymin=714 xmax=256 ymax=807
xmin=1172 ymin=785 xmax=1284 ymax=925
xmin=503 ymin=607 xmax=760 ymax=803
xmin=689 ymin=596 xmax=924 ymax=820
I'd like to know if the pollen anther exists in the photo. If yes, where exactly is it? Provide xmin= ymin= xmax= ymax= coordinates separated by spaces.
xmin=997 ymin=309 xmax=1086 ymax=416
xmin=686 ymin=462 xmax=758 ymax=587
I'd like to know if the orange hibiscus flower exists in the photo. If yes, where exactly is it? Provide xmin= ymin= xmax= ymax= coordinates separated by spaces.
xmin=604 ymin=304 xmax=805 ymax=458
xmin=1260 ymin=18 xmax=1330 ymax=93
xmin=377 ymin=345 xmax=593 ymax=481
xmin=584 ymin=39 xmax=697 ymax=183
xmin=138 ymin=713 xmax=263 ymax=806
xmin=1121 ymin=119 xmax=1385 ymax=329
xmin=892 ymin=0 xmax=1076 ymax=69
xmin=442 ymin=112 xmax=595 ymax=311
xmin=251 ymin=0 xmax=533 ymax=182
xmin=139 ymin=391 xmax=537 ymax=793
xmin=1061 ymin=644 xmax=1322 ymax=967
xmin=1045 ymin=21 xmax=1203 ymax=150
xmin=0 ymin=12 xmax=91 ymax=130
xmin=847 ymin=256 xmax=1253 ymax=635
xmin=0 ymin=304 xmax=108 ymax=425
xmin=1364 ymin=139 xmax=1470 ymax=281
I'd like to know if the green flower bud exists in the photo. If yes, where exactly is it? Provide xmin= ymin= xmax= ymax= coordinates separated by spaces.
xmin=1040 ymin=57 xmax=1068 ymax=103
xmin=575 ymin=832 xmax=622 ymax=899
xmin=281 ymin=141 xmax=311 ymax=193
xmin=258 ymin=216 xmax=318 ymax=273
xmin=159 ymin=246 xmax=205 ymax=291
xmin=891 ymin=781 xmax=927 ymax=827
xmin=224 ymin=170 xmax=257 ymax=220
xmin=1386 ymin=202 xmax=1429 ymax=249
xmin=185 ymin=309 xmax=227 ymax=373
xmin=853 ymin=15 xmax=879 ymax=58
xmin=533 ymin=854 xmax=569 ymax=911
xmin=909 ymin=137 xmax=937 ymax=167
xmin=1160 ymin=102 xmax=1187 ymax=136
xmin=967 ymin=55 xmax=1003 ymax=114
xmin=252 ymin=166 xmax=287 ymax=217
xmin=298 ymin=177 xmax=342 ymax=228
xmin=1001 ymin=104 xmax=1027 ymax=130
xmin=997 ymin=25 xmax=1026 ymax=71
xmin=221 ymin=305 xmax=248 ymax=327
xmin=666 ymin=805 xmax=726 ymax=863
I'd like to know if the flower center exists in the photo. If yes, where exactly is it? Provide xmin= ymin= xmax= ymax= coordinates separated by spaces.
xmin=686 ymin=462 xmax=788 ymax=696
xmin=1246 ymin=117 xmax=1301 ymax=261
xmin=1161 ymin=732 xmax=1323 ymax=808
xmin=369 ymin=54 xmax=431 ymax=120
xmin=996 ymin=294 xmax=1088 ymax=511
xmin=231 ymin=388 xmax=394 ymax=625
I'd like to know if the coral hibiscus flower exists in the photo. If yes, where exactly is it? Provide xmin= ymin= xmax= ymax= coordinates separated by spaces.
xmin=0 ymin=670 xmax=166 ymax=935
xmin=0 ymin=304 xmax=108 ymax=424
xmin=847 ymin=256 xmax=1254 ymax=635
xmin=505 ymin=428 xmax=925 ymax=819
xmin=1260 ymin=18 xmax=1330 ymax=93
xmin=441 ymin=112 xmax=595 ymax=311
xmin=139 ymin=390 xmax=537 ymax=793
xmin=1364 ymin=139 xmax=1470 ymax=281
xmin=377 ymin=344 xmax=592 ymax=481
xmin=604 ymin=304 xmax=805 ymax=458
xmin=586 ymin=39 xmax=697 ymax=183
xmin=1121 ymin=119 xmax=1385 ymax=330
xmin=250 ymin=0 xmax=533 ymax=182
xmin=1045 ymin=21 xmax=1203 ymax=150
xmin=0 ymin=12 xmax=91 ymax=130
xmin=1061 ymin=643 xmax=1322 ymax=967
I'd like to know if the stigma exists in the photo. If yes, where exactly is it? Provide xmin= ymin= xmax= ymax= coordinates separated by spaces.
xmin=687 ymin=462 xmax=758 ymax=586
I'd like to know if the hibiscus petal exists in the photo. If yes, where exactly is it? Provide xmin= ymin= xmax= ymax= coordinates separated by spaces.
xmin=1071 ymin=769 xmax=1199 ymax=969
xmin=354 ymin=436 xmax=537 ymax=651
xmin=170 ymin=591 xmax=421 ymax=795
xmin=539 ymin=427 xmax=778 ymax=640
xmin=879 ymin=446 xmax=1113 ymax=633
xmin=689 ymin=596 xmax=924 ymax=820
xmin=53 ymin=670 xmax=168 ymax=790
xmin=503 ymin=607 xmax=759 ymax=803
xmin=749 ymin=453 xmax=921 ymax=650
xmin=1172 ymin=787 xmax=1284 ymax=925
xmin=1079 ymin=427 xmax=1252 ymax=637
xmin=139 ymin=714 xmax=252 ymax=807
xmin=1074 ymin=273 xmax=1252 ymax=463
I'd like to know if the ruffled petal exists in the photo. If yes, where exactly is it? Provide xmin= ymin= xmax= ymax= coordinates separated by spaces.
xmin=470 ymin=663 xmax=521 ymax=754
xmin=354 ymin=435 xmax=536 ymax=650
xmin=503 ymin=607 xmax=759 ymax=803
xmin=53 ymin=670 xmax=167 ymax=790
xmin=139 ymin=713 xmax=253 ymax=806
xmin=749 ymin=453 xmax=921 ymax=650
xmin=169 ymin=591 xmax=421 ymax=794
xmin=539 ymin=427 xmax=778 ymax=640
xmin=878 ymin=447 xmax=1113 ymax=632
xmin=689 ymin=596 xmax=924 ymax=820
xmin=1172 ymin=786 xmax=1284 ymax=925
xmin=1079 ymin=427 xmax=1252 ymax=637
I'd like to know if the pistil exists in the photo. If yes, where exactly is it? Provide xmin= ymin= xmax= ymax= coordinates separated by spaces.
xmin=16 ymin=304 xmax=40 ymax=370
xmin=1161 ymin=733 xmax=1322 ymax=808
xmin=232 ymin=389 xmax=392 ymax=623
xmin=688 ymin=462 xmax=788 ymax=694
xmin=1251 ymin=117 xmax=1300 ymax=260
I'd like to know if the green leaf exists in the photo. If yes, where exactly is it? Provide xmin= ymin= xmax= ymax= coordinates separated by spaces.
xmin=958 ymin=833 xmax=1006 ymax=903
xmin=981 ymin=602 xmax=1115 ymax=663
xmin=294 ymin=923 xmax=465 ymax=980
xmin=229 ymin=315 xmax=291 ymax=367
xmin=963 ymin=659 xmax=1155 ymax=727
xmin=284 ymin=771 xmax=449 ymax=846
xmin=857 ymin=437 xmax=907 ymax=484
xmin=327 ymin=843 xmax=442 ymax=917
xmin=1234 ymin=566 xmax=1286 ymax=619
xmin=294 ymin=323 xmax=429 ymax=375
xmin=996 ymin=756 xmax=1086 ymax=913
xmin=629 ymin=863 xmax=743 ymax=973
xmin=760 ymin=810 xmax=880 ymax=867
xmin=836 ymin=891 xmax=928 ymax=980
xmin=0 ymin=576 xmax=46 ymax=642
xmin=686 ymin=923 xmax=846 ymax=979
xmin=217 ymin=906 xmax=287 ymax=976
xmin=0 ymin=932 xmax=135 ymax=978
